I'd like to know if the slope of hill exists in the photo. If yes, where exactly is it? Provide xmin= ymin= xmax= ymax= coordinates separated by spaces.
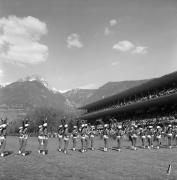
xmin=63 ymin=89 xmax=97 ymax=107
xmin=63 ymin=80 xmax=149 ymax=107
xmin=86 ymin=80 xmax=149 ymax=104
xmin=0 ymin=77 xmax=150 ymax=113
xmin=0 ymin=80 xmax=70 ymax=112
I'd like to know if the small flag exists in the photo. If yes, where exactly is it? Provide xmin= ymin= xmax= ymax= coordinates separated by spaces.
xmin=166 ymin=164 xmax=171 ymax=175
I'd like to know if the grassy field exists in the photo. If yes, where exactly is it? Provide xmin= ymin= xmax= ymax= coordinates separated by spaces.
xmin=0 ymin=136 xmax=177 ymax=180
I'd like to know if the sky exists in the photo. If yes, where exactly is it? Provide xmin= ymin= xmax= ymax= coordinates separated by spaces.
xmin=0 ymin=0 xmax=177 ymax=92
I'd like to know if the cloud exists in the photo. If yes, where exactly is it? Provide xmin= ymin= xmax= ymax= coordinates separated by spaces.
xmin=0 ymin=68 xmax=4 ymax=83
xmin=104 ymin=27 xmax=112 ymax=36
xmin=132 ymin=46 xmax=148 ymax=54
xmin=113 ymin=40 xmax=148 ymax=54
xmin=67 ymin=33 xmax=83 ymax=48
xmin=111 ymin=61 xmax=120 ymax=66
xmin=0 ymin=69 xmax=3 ymax=78
xmin=113 ymin=40 xmax=134 ymax=52
xmin=109 ymin=19 xmax=117 ymax=27
xmin=104 ymin=19 xmax=118 ymax=36
xmin=0 ymin=15 xmax=48 ymax=65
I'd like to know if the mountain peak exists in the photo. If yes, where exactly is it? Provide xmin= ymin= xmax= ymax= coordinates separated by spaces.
xmin=16 ymin=75 xmax=62 ymax=94
xmin=18 ymin=75 xmax=48 ymax=87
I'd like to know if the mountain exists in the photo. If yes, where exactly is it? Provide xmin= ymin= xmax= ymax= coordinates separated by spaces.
xmin=63 ymin=89 xmax=97 ymax=107
xmin=0 ymin=79 xmax=71 ymax=112
xmin=63 ymin=80 xmax=149 ymax=107
xmin=87 ymin=80 xmax=149 ymax=104
xmin=0 ymin=76 xmax=149 ymax=113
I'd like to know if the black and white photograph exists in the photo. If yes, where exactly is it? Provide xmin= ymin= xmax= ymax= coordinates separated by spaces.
xmin=0 ymin=0 xmax=177 ymax=179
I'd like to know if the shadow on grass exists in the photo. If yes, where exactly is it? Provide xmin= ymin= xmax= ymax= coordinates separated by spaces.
xmin=112 ymin=147 xmax=119 ymax=151
xmin=98 ymin=147 xmax=104 ymax=152
xmin=124 ymin=145 xmax=132 ymax=150
xmin=158 ymin=144 xmax=173 ymax=149
xmin=136 ymin=145 xmax=146 ymax=149
xmin=4 ymin=150 xmax=14 ymax=156
xmin=98 ymin=147 xmax=112 ymax=152
xmin=25 ymin=150 xmax=32 ymax=156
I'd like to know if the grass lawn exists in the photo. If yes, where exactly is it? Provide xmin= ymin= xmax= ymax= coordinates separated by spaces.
xmin=0 ymin=136 xmax=177 ymax=180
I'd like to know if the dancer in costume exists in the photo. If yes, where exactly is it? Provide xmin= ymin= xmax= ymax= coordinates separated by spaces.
xmin=115 ymin=125 xmax=124 ymax=151
xmin=146 ymin=126 xmax=154 ymax=149
xmin=80 ymin=124 xmax=86 ymax=153
xmin=38 ymin=125 xmax=43 ymax=154
xmin=18 ymin=119 xmax=29 ymax=156
xmin=103 ymin=124 xmax=109 ymax=152
xmin=173 ymin=125 xmax=177 ymax=146
xmin=63 ymin=124 xmax=69 ymax=154
xmin=57 ymin=125 xmax=63 ymax=152
xmin=130 ymin=125 xmax=138 ymax=150
xmin=166 ymin=124 xmax=173 ymax=149
xmin=42 ymin=121 xmax=48 ymax=155
xmin=89 ymin=125 xmax=95 ymax=151
xmin=71 ymin=125 xmax=78 ymax=151
xmin=85 ymin=124 xmax=90 ymax=152
xmin=154 ymin=126 xmax=162 ymax=149
xmin=0 ymin=118 xmax=8 ymax=157
xmin=139 ymin=127 xmax=146 ymax=149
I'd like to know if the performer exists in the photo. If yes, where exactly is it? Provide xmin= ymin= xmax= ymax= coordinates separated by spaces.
xmin=0 ymin=118 xmax=8 ymax=157
xmin=19 ymin=119 xmax=29 ymax=156
xmin=128 ymin=126 xmax=133 ymax=148
xmin=173 ymin=125 xmax=177 ymax=146
xmin=18 ymin=126 xmax=23 ymax=155
xmin=57 ymin=125 xmax=63 ymax=152
xmin=42 ymin=122 xmax=48 ymax=155
xmin=63 ymin=124 xmax=69 ymax=154
xmin=115 ymin=125 xmax=124 ymax=151
xmin=38 ymin=125 xmax=43 ymax=154
xmin=80 ymin=124 xmax=86 ymax=153
xmin=89 ymin=125 xmax=95 ymax=151
xmin=166 ymin=124 xmax=173 ymax=149
xmin=146 ymin=126 xmax=154 ymax=149
xmin=154 ymin=126 xmax=162 ymax=149
xmin=139 ymin=127 xmax=146 ymax=149
xmin=85 ymin=124 xmax=90 ymax=152
xmin=103 ymin=124 xmax=109 ymax=152
xmin=71 ymin=125 xmax=78 ymax=151
xmin=130 ymin=125 xmax=138 ymax=150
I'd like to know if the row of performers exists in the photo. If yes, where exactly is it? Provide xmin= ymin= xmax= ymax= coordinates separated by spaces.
xmin=0 ymin=120 xmax=177 ymax=156
xmin=35 ymin=122 xmax=177 ymax=154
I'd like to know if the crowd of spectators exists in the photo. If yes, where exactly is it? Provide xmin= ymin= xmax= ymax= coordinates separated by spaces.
xmin=86 ymin=86 xmax=177 ymax=114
